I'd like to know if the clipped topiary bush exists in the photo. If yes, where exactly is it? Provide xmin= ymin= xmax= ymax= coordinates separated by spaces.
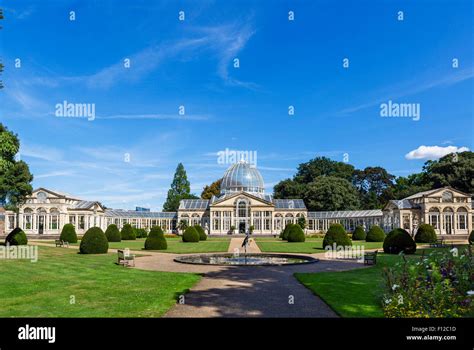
xmin=352 ymin=226 xmax=366 ymax=241
xmin=79 ymin=227 xmax=108 ymax=254
xmin=135 ymin=228 xmax=148 ymax=238
xmin=280 ymin=223 xmax=294 ymax=241
xmin=383 ymin=228 xmax=416 ymax=255
xmin=5 ymin=227 xmax=28 ymax=246
xmin=60 ymin=223 xmax=78 ymax=243
xmin=194 ymin=225 xmax=207 ymax=241
xmin=121 ymin=224 xmax=136 ymax=240
xmin=105 ymin=224 xmax=121 ymax=242
xmin=144 ymin=226 xmax=167 ymax=250
xmin=468 ymin=230 xmax=474 ymax=245
xmin=182 ymin=226 xmax=199 ymax=243
xmin=323 ymin=224 xmax=352 ymax=248
xmin=366 ymin=225 xmax=385 ymax=242
xmin=414 ymin=224 xmax=437 ymax=243
xmin=287 ymin=224 xmax=305 ymax=242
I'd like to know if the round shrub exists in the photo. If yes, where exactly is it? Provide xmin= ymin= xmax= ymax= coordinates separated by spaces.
xmin=414 ymin=224 xmax=437 ymax=243
xmin=469 ymin=230 xmax=474 ymax=245
xmin=105 ymin=224 xmax=121 ymax=242
xmin=383 ymin=228 xmax=416 ymax=255
xmin=5 ymin=227 xmax=28 ymax=246
xmin=182 ymin=226 xmax=199 ymax=243
xmin=352 ymin=226 xmax=366 ymax=241
xmin=322 ymin=224 xmax=352 ymax=248
xmin=135 ymin=228 xmax=148 ymax=238
xmin=144 ymin=226 xmax=167 ymax=250
xmin=60 ymin=223 xmax=78 ymax=243
xmin=280 ymin=224 xmax=294 ymax=241
xmin=287 ymin=224 xmax=305 ymax=242
xmin=121 ymin=224 xmax=136 ymax=240
xmin=79 ymin=227 xmax=108 ymax=254
xmin=194 ymin=225 xmax=207 ymax=241
xmin=366 ymin=225 xmax=385 ymax=242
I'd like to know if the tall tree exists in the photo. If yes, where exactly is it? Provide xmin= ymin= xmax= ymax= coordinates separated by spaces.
xmin=0 ymin=123 xmax=34 ymax=218
xmin=294 ymin=156 xmax=355 ymax=183
xmin=422 ymin=151 xmax=474 ymax=194
xmin=392 ymin=173 xmax=432 ymax=199
xmin=353 ymin=167 xmax=396 ymax=208
xmin=201 ymin=178 xmax=222 ymax=199
xmin=273 ymin=178 xmax=305 ymax=199
xmin=162 ymin=163 xmax=197 ymax=211
xmin=303 ymin=176 xmax=360 ymax=211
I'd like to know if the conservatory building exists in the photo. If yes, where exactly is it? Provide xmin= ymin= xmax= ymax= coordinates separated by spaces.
xmin=1 ymin=161 xmax=472 ymax=239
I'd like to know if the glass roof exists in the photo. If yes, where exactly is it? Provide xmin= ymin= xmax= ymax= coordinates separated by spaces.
xmin=105 ymin=210 xmax=177 ymax=218
xmin=179 ymin=199 xmax=209 ymax=210
xmin=221 ymin=160 xmax=264 ymax=194
xmin=273 ymin=199 xmax=306 ymax=209
xmin=308 ymin=210 xmax=383 ymax=219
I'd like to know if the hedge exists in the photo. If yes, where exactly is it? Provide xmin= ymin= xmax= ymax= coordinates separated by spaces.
xmin=194 ymin=225 xmax=207 ymax=241
xmin=469 ymin=230 xmax=474 ymax=245
xmin=144 ymin=226 xmax=167 ymax=250
xmin=79 ymin=227 xmax=108 ymax=254
xmin=383 ymin=228 xmax=416 ymax=255
xmin=280 ymin=224 xmax=294 ymax=241
xmin=414 ymin=224 xmax=437 ymax=243
xmin=135 ymin=228 xmax=148 ymax=238
xmin=105 ymin=224 xmax=121 ymax=242
xmin=121 ymin=224 xmax=136 ymax=240
xmin=287 ymin=224 xmax=305 ymax=242
xmin=352 ymin=226 xmax=366 ymax=241
xmin=60 ymin=223 xmax=78 ymax=243
xmin=5 ymin=227 xmax=28 ymax=246
xmin=366 ymin=225 xmax=385 ymax=242
xmin=322 ymin=224 xmax=352 ymax=248
xmin=182 ymin=226 xmax=199 ymax=243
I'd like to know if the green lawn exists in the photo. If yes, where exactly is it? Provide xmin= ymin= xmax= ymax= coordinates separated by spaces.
xmin=294 ymin=247 xmax=467 ymax=318
xmin=0 ymin=246 xmax=201 ymax=317
xmin=44 ymin=237 xmax=231 ymax=254
xmin=255 ymin=238 xmax=383 ymax=253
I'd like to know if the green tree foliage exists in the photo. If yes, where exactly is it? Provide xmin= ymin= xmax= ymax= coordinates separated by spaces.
xmin=366 ymin=225 xmax=385 ymax=242
xmin=352 ymin=226 xmax=366 ymax=241
xmin=304 ymin=176 xmax=360 ymax=211
xmin=182 ymin=226 xmax=199 ymax=242
xmin=383 ymin=228 xmax=416 ymax=255
xmin=422 ymin=151 xmax=474 ymax=194
xmin=193 ymin=225 xmax=207 ymax=240
xmin=60 ymin=223 xmax=78 ymax=243
xmin=201 ymin=179 xmax=222 ymax=199
xmin=273 ymin=179 xmax=305 ymax=199
xmin=287 ymin=224 xmax=305 ymax=242
xmin=322 ymin=223 xmax=352 ymax=248
xmin=391 ymin=173 xmax=432 ymax=199
xmin=414 ymin=224 xmax=437 ymax=243
xmin=163 ymin=163 xmax=198 ymax=211
xmin=105 ymin=224 xmax=121 ymax=242
xmin=121 ymin=224 xmax=136 ymax=240
xmin=144 ymin=226 xmax=167 ymax=250
xmin=5 ymin=227 xmax=27 ymax=245
xmin=297 ymin=216 xmax=306 ymax=230
xmin=294 ymin=156 xmax=355 ymax=183
xmin=353 ymin=167 xmax=395 ymax=209
xmin=0 ymin=124 xmax=33 ymax=211
xmin=469 ymin=230 xmax=474 ymax=245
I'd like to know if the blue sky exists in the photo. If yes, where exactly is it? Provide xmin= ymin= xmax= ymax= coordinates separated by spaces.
xmin=0 ymin=0 xmax=472 ymax=210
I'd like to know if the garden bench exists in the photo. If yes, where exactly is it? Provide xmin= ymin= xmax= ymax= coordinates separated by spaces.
xmin=364 ymin=250 xmax=378 ymax=265
xmin=55 ymin=240 xmax=69 ymax=248
xmin=117 ymin=249 xmax=135 ymax=267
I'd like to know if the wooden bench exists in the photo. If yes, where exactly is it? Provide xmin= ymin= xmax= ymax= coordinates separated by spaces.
xmin=55 ymin=240 xmax=69 ymax=248
xmin=117 ymin=249 xmax=135 ymax=267
xmin=364 ymin=250 xmax=378 ymax=265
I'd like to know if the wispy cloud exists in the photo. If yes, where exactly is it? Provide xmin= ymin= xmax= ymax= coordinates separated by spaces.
xmin=339 ymin=68 xmax=474 ymax=115
xmin=95 ymin=113 xmax=210 ymax=121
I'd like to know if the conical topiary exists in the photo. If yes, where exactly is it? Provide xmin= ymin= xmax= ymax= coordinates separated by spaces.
xmin=383 ymin=228 xmax=416 ymax=255
xmin=414 ymin=224 xmax=437 ymax=243
xmin=60 ymin=223 xmax=78 ymax=243
xmin=105 ymin=224 xmax=121 ymax=242
xmin=194 ymin=225 xmax=207 ymax=241
xmin=5 ymin=227 xmax=28 ymax=246
xmin=79 ymin=227 xmax=109 ymax=254
xmin=182 ymin=226 xmax=199 ymax=242
xmin=352 ymin=226 xmax=366 ymax=241
xmin=144 ymin=226 xmax=167 ymax=250
xmin=322 ymin=223 xmax=352 ymax=248
xmin=366 ymin=225 xmax=385 ymax=242
xmin=121 ymin=224 xmax=136 ymax=240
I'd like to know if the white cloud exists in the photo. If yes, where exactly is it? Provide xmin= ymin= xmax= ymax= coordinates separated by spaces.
xmin=405 ymin=145 xmax=470 ymax=160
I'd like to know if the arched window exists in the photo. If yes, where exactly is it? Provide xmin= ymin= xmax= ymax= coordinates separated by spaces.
xmin=49 ymin=208 xmax=60 ymax=230
xmin=191 ymin=213 xmax=200 ymax=226
xmin=23 ymin=208 xmax=33 ymax=230
xmin=237 ymin=200 xmax=248 ymax=218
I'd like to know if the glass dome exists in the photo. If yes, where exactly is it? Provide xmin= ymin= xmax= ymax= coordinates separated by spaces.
xmin=221 ymin=161 xmax=264 ymax=195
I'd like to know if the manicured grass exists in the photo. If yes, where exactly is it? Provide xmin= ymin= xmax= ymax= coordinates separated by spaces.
xmin=0 ymin=246 xmax=200 ymax=317
xmin=43 ymin=237 xmax=231 ymax=254
xmin=294 ymin=247 xmax=468 ymax=318
xmin=255 ymin=238 xmax=383 ymax=253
